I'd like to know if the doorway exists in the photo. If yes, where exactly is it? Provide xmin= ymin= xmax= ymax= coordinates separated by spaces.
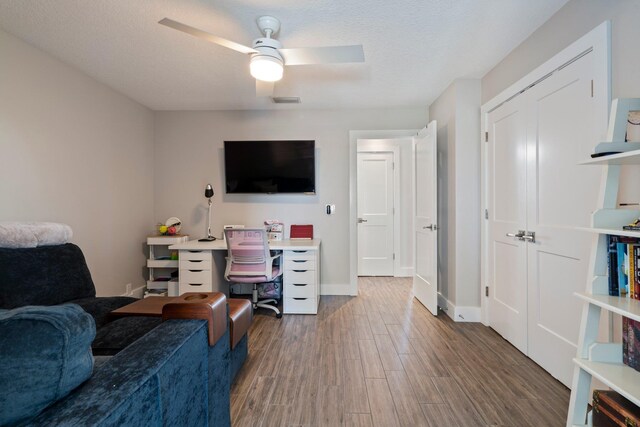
xmin=481 ymin=22 xmax=610 ymax=386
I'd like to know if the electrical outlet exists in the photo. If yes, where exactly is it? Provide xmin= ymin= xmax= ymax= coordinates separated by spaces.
xmin=125 ymin=283 xmax=132 ymax=295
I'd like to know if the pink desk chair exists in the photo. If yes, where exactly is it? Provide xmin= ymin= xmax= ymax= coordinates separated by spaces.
xmin=223 ymin=228 xmax=282 ymax=318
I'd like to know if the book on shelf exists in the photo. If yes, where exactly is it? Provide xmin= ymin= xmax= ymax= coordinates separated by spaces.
xmin=623 ymin=316 xmax=640 ymax=373
xmin=607 ymin=235 xmax=640 ymax=297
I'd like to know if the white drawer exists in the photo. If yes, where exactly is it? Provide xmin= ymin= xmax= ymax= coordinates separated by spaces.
xmin=284 ymin=282 xmax=316 ymax=298
xmin=283 ymin=250 xmax=315 ymax=261
xmin=179 ymin=259 xmax=212 ymax=270
xmin=180 ymin=250 xmax=212 ymax=261
xmin=179 ymin=282 xmax=212 ymax=294
xmin=284 ymin=258 xmax=316 ymax=271
xmin=179 ymin=269 xmax=211 ymax=285
xmin=284 ymin=297 xmax=317 ymax=314
xmin=283 ymin=269 xmax=316 ymax=286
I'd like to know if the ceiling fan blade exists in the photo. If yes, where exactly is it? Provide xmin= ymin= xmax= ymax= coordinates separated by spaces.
xmin=279 ymin=45 xmax=364 ymax=66
xmin=256 ymin=80 xmax=275 ymax=97
xmin=159 ymin=18 xmax=257 ymax=55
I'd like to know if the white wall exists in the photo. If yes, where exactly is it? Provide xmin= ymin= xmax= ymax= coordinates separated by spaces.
xmin=482 ymin=0 xmax=640 ymax=103
xmin=154 ymin=109 xmax=427 ymax=292
xmin=0 ymin=29 xmax=155 ymax=296
xmin=428 ymin=79 xmax=481 ymax=318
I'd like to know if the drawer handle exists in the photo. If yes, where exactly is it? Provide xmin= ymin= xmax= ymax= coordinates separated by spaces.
xmin=189 ymin=283 xmax=203 ymax=286
xmin=292 ymin=260 xmax=307 ymax=263
xmin=293 ymin=297 xmax=308 ymax=301
xmin=189 ymin=260 xmax=203 ymax=263
xmin=189 ymin=270 xmax=203 ymax=272
xmin=293 ymin=270 xmax=308 ymax=273
xmin=293 ymin=283 xmax=307 ymax=287
xmin=293 ymin=250 xmax=307 ymax=253
xmin=188 ymin=250 xmax=203 ymax=253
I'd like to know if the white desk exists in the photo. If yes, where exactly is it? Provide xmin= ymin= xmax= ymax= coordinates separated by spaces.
xmin=169 ymin=239 xmax=321 ymax=314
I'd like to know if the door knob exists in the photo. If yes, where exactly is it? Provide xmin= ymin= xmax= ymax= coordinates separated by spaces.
xmin=357 ymin=218 xmax=367 ymax=223
xmin=423 ymin=224 xmax=437 ymax=230
xmin=522 ymin=231 xmax=536 ymax=243
xmin=506 ymin=230 xmax=526 ymax=240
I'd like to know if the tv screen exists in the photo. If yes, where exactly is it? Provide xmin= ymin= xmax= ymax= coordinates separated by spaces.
xmin=224 ymin=140 xmax=315 ymax=194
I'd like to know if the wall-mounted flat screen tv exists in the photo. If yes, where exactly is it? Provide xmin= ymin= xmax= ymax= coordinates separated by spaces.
xmin=224 ymin=140 xmax=315 ymax=194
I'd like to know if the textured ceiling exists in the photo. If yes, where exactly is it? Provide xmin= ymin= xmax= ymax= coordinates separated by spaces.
xmin=0 ymin=0 xmax=568 ymax=110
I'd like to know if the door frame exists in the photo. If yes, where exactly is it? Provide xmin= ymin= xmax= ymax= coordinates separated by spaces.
xmin=480 ymin=21 xmax=611 ymax=325
xmin=348 ymin=129 xmax=420 ymax=296
xmin=356 ymin=143 xmax=400 ymax=277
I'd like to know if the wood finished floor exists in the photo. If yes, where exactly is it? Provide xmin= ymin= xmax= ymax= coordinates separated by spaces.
xmin=230 ymin=277 xmax=569 ymax=427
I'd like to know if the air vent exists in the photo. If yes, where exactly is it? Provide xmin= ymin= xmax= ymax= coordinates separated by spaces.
xmin=272 ymin=97 xmax=301 ymax=104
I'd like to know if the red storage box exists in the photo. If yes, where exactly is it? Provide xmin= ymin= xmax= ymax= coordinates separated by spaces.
xmin=290 ymin=224 xmax=313 ymax=240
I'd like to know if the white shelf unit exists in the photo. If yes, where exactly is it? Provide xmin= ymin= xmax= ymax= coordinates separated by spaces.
xmin=146 ymin=235 xmax=188 ymax=297
xmin=567 ymin=99 xmax=640 ymax=426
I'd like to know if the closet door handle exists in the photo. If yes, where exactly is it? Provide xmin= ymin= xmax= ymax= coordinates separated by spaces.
xmin=506 ymin=230 xmax=526 ymax=240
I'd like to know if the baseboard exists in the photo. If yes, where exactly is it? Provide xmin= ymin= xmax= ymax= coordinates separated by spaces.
xmin=454 ymin=305 xmax=481 ymax=322
xmin=396 ymin=267 xmax=414 ymax=278
xmin=437 ymin=293 xmax=480 ymax=322
xmin=321 ymin=284 xmax=355 ymax=296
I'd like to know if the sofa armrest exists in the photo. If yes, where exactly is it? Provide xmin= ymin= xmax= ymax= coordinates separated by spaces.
xmin=24 ymin=319 xmax=230 ymax=427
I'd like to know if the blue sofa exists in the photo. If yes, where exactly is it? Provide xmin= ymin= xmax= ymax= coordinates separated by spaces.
xmin=0 ymin=243 xmax=233 ymax=426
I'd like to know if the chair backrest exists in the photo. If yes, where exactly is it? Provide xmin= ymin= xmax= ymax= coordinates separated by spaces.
xmin=224 ymin=228 xmax=271 ymax=277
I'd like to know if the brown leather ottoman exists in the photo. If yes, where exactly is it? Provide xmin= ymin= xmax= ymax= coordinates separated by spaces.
xmin=228 ymin=298 xmax=252 ymax=350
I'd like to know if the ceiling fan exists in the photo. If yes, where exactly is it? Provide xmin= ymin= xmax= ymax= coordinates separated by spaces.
xmin=159 ymin=16 xmax=365 ymax=97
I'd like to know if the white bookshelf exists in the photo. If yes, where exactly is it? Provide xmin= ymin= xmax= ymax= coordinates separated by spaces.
xmin=146 ymin=234 xmax=188 ymax=297
xmin=567 ymin=99 xmax=640 ymax=426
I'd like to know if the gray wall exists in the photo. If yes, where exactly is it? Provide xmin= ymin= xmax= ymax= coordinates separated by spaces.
xmin=153 ymin=108 xmax=427 ymax=291
xmin=0 ymin=29 xmax=155 ymax=296
xmin=429 ymin=79 xmax=481 ymax=311
xmin=482 ymin=0 xmax=640 ymax=103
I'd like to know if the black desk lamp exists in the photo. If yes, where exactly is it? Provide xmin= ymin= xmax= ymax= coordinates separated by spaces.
xmin=198 ymin=184 xmax=217 ymax=241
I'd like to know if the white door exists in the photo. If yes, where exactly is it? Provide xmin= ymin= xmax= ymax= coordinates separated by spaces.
xmin=357 ymin=152 xmax=394 ymax=276
xmin=413 ymin=121 xmax=438 ymax=316
xmin=525 ymin=51 xmax=601 ymax=386
xmin=487 ymin=95 xmax=529 ymax=354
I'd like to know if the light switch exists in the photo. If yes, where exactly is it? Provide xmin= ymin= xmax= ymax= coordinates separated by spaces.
xmin=325 ymin=204 xmax=335 ymax=215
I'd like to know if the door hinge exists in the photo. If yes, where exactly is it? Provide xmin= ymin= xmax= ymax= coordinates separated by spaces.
xmin=392 ymin=162 xmax=395 ymax=170
xmin=485 ymin=209 xmax=489 ymax=220
xmin=591 ymin=79 xmax=594 ymax=98
xmin=485 ymin=131 xmax=489 ymax=142
xmin=393 ymin=253 xmax=396 ymax=260
xmin=485 ymin=286 xmax=489 ymax=297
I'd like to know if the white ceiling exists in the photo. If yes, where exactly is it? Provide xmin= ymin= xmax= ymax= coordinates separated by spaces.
xmin=0 ymin=0 xmax=568 ymax=110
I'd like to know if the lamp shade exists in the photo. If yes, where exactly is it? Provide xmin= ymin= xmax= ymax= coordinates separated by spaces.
xmin=204 ymin=184 xmax=214 ymax=198
xmin=250 ymin=55 xmax=284 ymax=82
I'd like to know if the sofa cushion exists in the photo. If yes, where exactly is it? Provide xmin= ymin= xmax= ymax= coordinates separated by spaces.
xmin=70 ymin=296 xmax=138 ymax=328
xmin=92 ymin=316 xmax=162 ymax=356
xmin=0 ymin=244 xmax=96 ymax=309
xmin=0 ymin=304 xmax=95 ymax=425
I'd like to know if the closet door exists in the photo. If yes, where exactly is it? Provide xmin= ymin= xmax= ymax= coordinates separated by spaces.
xmin=525 ymin=51 xmax=601 ymax=386
xmin=487 ymin=96 xmax=529 ymax=354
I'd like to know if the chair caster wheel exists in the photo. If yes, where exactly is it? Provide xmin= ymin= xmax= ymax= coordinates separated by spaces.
xmin=276 ymin=313 xmax=282 ymax=319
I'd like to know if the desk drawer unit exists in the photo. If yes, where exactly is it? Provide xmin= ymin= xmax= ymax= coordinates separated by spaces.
xmin=179 ymin=250 xmax=213 ymax=294
xmin=283 ymin=249 xmax=320 ymax=314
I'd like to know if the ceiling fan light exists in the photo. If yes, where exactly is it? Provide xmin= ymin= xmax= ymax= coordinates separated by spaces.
xmin=250 ymin=55 xmax=283 ymax=82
